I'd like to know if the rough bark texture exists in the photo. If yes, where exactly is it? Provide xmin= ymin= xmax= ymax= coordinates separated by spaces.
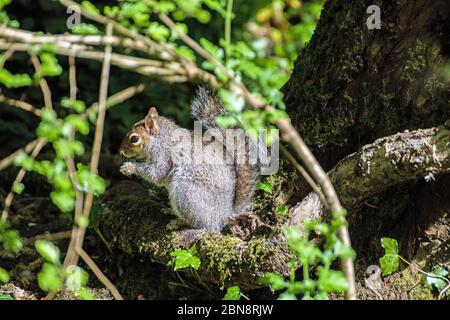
xmin=283 ymin=0 xmax=450 ymax=170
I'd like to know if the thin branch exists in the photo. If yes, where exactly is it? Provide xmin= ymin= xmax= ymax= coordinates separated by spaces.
xmin=30 ymin=55 xmax=53 ymax=111
xmin=0 ymin=84 xmax=145 ymax=173
xmin=0 ymin=138 xmax=40 ymax=172
xmin=77 ymin=248 xmax=124 ymax=300
xmin=0 ymin=41 xmax=184 ymax=80
xmin=64 ymin=22 xmax=113 ymax=268
xmin=57 ymin=0 xmax=174 ymax=61
xmin=277 ymin=116 xmax=356 ymax=300
xmin=0 ymin=94 xmax=41 ymax=116
xmin=23 ymin=230 xmax=72 ymax=246
xmin=280 ymin=145 xmax=328 ymax=208
xmin=1 ymin=139 xmax=47 ymax=222
xmin=68 ymin=55 xmax=77 ymax=101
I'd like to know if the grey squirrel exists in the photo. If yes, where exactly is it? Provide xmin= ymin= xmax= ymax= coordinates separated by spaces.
xmin=119 ymin=87 xmax=259 ymax=231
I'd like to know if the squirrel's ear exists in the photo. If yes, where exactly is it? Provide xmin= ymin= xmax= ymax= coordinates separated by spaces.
xmin=144 ymin=107 xmax=159 ymax=135
xmin=148 ymin=107 xmax=158 ymax=118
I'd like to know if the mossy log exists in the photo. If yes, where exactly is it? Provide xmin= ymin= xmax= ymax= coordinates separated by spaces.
xmin=99 ymin=126 xmax=450 ymax=290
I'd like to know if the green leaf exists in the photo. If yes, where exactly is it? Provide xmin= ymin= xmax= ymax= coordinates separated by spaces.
xmin=256 ymin=182 xmax=272 ymax=194
xmin=260 ymin=272 xmax=287 ymax=291
xmin=379 ymin=237 xmax=400 ymax=276
xmin=35 ymin=240 xmax=60 ymax=265
xmin=0 ymin=293 xmax=14 ymax=300
xmin=71 ymin=23 xmax=101 ymax=35
xmin=317 ymin=268 xmax=348 ymax=293
xmin=215 ymin=115 xmax=238 ymax=128
xmin=223 ymin=286 xmax=241 ymax=300
xmin=0 ymin=267 xmax=10 ymax=283
xmin=12 ymin=182 xmax=25 ymax=195
xmin=175 ymin=45 xmax=196 ymax=62
xmin=51 ymin=190 xmax=75 ymax=212
xmin=1 ymin=229 xmax=22 ymax=253
xmin=219 ymin=89 xmax=245 ymax=112
xmin=170 ymin=245 xmax=201 ymax=271
xmin=81 ymin=0 xmax=100 ymax=15
xmin=0 ymin=69 xmax=32 ymax=88
xmin=77 ymin=287 xmax=95 ymax=300
xmin=278 ymin=292 xmax=297 ymax=300
xmin=426 ymin=266 xmax=449 ymax=290
xmin=37 ymin=263 xmax=63 ymax=292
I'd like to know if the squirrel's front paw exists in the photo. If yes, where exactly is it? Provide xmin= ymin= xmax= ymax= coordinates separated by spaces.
xmin=120 ymin=162 xmax=136 ymax=176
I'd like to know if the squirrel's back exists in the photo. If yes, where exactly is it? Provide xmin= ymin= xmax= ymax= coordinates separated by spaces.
xmin=191 ymin=87 xmax=259 ymax=213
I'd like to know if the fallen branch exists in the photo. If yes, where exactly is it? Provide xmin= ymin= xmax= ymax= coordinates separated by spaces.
xmin=291 ymin=126 xmax=450 ymax=224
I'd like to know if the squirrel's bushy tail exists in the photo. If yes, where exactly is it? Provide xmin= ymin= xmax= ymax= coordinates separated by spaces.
xmin=191 ymin=86 xmax=228 ymax=129
xmin=191 ymin=86 xmax=259 ymax=213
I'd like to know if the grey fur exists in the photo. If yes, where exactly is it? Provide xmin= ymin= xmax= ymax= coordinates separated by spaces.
xmin=121 ymin=89 xmax=264 ymax=231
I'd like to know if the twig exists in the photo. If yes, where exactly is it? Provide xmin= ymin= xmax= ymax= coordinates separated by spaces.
xmin=0 ymin=43 xmax=16 ymax=68
xmin=280 ymin=145 xmax=328 ymax=209
xmin=0 ymin=139 xmax=39 ymax=172
xmin=77 ymin=248 xmax=124 ymax=300
xmin=57 ymin=0 xmax=174 ymax=61
xmin=64 ymin=22 xmax=113 ymax=268
xmin=0 ymin=40 xmax=184 ymax=80
xmin=0 ymin=94 xmax=41 ymax=116
xmin=30 ymin=55 xmax=53 ymax=111
xmin=0 ymin=84 xmax=144 ymax=172
xmin=276 ymin=117 xmax=356 ymax=300
xmin=23 ymin=230 xmax=72 ymax=246
xmin=68 ymin=55 xmax=77 ymax=101
xmin=1 ymin=139 xmax=47 ymax=222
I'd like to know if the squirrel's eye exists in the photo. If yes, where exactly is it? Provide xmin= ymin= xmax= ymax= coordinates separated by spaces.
xmin=130 ymin=135 xmax=140 ymax=144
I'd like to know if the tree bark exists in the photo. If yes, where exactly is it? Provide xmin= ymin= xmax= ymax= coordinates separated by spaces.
xmin=283 ymin=0 xmax=449 ymax=170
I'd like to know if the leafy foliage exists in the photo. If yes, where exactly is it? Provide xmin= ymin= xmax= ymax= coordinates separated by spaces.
xmin=34 ymin=240 xmax=93 ymax=298
xmin=261 ymin=210 xmax=355 ymax=299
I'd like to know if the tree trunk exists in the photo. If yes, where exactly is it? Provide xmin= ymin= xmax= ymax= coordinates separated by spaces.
xmin=283 ymin=0 xmax=449 ymax=170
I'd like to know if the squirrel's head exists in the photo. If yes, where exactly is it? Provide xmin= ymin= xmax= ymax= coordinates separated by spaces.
xmin=119 ymin=107 xmax=159 ymax=160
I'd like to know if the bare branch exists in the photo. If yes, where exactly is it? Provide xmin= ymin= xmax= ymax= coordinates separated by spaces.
xmin=0 ymin=94 xmax=41 ymax=116
xmin=1 ymin=139 xmax=47 ymax=222
xmin=77 ymin=248 xmax=124 ymax=300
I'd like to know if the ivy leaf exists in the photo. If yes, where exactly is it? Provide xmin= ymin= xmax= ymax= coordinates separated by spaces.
xmin=426 ymin=266 xmax=449 ymax=291
xmin=379 ymin=237 xmax=400 ymax=276
xmin=35 ymin=240 xmax=60 ymax=265
xmin=170 ymin=245 xmax=201 ymax=271
xmin=0 ymin=267 xmax=10 ymax=283
xmin=223 ymin=286 xmax=241 ymax=300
